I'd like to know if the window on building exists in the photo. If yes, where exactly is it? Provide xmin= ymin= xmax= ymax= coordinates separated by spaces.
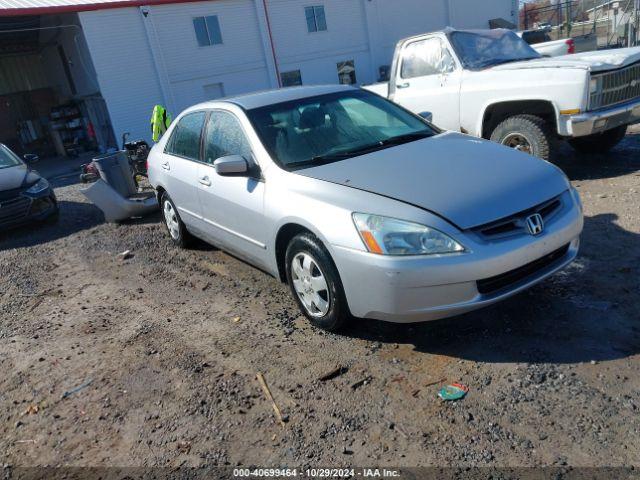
xmin=305 ymin=6 xmax=327 ymax=32
xmin=165 ymin=111 xmax=206 ymax=160
xmin=193 ymin=15 xmax=223 ymax=46
xmin=204 ymin=111 xmax=252 ymax=164
xmin=203 ymin=82 xmax=225 ymax=100
xmin=280 ymin=70 xmax=302 ymax=87
xmin=337 ymin=60 xmax=356 ymax=85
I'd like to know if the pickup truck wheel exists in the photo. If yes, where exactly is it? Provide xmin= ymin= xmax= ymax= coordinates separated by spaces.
xmin=568 ymin=125 xmax=627 ymax=154
xmin=490 ymin=114 xmax=552 ymax=160
xmin=285 ymin=233 xmax=350 ymax=332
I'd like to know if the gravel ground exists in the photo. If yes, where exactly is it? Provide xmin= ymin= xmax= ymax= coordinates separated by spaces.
xmin=1 ymin=128 xmax=639 ymax=471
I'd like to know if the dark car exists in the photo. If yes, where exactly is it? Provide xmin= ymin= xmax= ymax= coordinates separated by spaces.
xmin=0 ymin=144 xmax=58 ymax=231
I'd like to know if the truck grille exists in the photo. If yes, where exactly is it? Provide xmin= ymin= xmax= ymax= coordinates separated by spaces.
xmin=476 ymin=243 xmax=570 ymax=295
xmin=0 ymin=195 xmax=31 ymax=226
xmin=589 ymin=62 xmax=640 ymax=110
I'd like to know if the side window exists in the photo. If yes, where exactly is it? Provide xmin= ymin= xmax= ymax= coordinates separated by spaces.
xmin=401 ymin=38 xmax=455 ymax=79
xmin=165 ymin=111 xmax=206 ymax=160
xmin=204 ymin=111 xmax=252 ymax=164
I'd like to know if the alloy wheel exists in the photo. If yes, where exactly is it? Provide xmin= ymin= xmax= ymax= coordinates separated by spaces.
xmin=291 ymin=252 xmax=330 ymax=317
xmin=163 ymin=200 xmax=180 ymax=240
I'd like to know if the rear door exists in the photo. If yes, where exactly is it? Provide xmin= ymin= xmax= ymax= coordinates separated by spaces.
xmin=196 ymin=109 xmax=268 ymax=268
xmin=391 ymin=36 xmax=462 ymax=131
xmin=162 ymin=111 xmax=207 ymax=229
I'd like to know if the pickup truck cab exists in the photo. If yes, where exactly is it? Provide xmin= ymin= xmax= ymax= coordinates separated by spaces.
xmin=364 ymin=28 xmax=640 ymax=160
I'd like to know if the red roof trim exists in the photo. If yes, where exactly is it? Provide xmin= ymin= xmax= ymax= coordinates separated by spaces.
xmin=0 ymin=0 xmax=209 ymax=17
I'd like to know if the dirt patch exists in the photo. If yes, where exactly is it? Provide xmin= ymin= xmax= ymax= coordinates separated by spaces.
xmin=1 ymin=129 xmax=639 ymax=468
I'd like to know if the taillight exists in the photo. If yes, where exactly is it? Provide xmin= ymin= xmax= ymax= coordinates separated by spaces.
xmin=566 ymin=39 xmax=575 ymax=54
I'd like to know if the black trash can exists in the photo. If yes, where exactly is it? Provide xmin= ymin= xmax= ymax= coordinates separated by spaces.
xmin=93 ymin=151 xmax=137 ymax=198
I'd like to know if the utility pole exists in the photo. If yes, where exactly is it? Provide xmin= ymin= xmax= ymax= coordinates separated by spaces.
xmin=567 ymin=0 xmax=573 ymax=37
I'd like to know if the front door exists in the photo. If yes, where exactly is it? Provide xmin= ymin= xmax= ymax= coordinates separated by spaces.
xmin=391 ymin=36 xmax=461 ymax=132
xmin=196 ymin=110 xmax=268 ymax=268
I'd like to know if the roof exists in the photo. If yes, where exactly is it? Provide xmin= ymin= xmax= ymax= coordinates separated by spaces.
xmin=216 ymin=85 xmax=356 ymax=110
xmin=0 ymin=0 xmax=208 ymax=16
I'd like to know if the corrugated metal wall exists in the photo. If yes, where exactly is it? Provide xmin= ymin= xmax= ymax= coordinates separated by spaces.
xmin=0 ymin=54 xmax=49 ymax=95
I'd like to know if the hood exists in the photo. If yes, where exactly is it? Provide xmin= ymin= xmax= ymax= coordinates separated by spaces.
xmin=0 ymin=164 xmax=39 ymax=192
xmin=296 ymin=132 xmax=569 ymax=230
xmin=491 ymin=46 xmax=640 ymax=73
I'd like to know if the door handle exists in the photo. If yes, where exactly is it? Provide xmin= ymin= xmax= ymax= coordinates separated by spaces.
xmin=397 ymin=82 xmax=410 ymax=89
xmin=198 ymin=176 xmax=211 ymax=187
xmin=161 ymin=162 xmax=170 ymax=170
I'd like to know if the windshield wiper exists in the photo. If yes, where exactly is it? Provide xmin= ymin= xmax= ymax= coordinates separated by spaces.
xmin=286 ymin=131 xmax=433 ymax=169
xmin=379 ymin=130 xmax=433 ymax=146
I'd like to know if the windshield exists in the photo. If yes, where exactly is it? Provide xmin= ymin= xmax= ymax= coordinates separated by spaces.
xmin=0 ymin=144 xmax=24 ymax=169
xmin=449 ymin=29 xmax=541 ymax=70
xmin=246 ymin=90 xmax=436 ymax=170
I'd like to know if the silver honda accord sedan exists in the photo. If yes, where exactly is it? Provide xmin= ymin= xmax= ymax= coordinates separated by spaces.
xmin=148 ymin=85 xmax=583 ymax=331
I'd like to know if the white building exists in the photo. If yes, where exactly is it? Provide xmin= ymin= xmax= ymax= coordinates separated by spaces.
xmin=0 ymin=0 xmax=517 ymax=153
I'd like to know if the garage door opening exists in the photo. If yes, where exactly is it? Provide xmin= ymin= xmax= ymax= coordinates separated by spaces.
xmin=0 ymin=13 xmax=116 ymax=163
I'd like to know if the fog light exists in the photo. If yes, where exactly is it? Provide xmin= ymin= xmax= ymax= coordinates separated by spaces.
xmin=29 ymin=197 xmax=53 ymax=215
xmin=594 ymin=119 xmax=608 ymax=129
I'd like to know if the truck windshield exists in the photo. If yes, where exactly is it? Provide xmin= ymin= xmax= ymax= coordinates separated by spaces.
xmin=449 ymin=30 xmax=541 ymax=70
xmin=247 ymin=90 xmax=437 ymax=170
xmin=0 ymin=144 xmax=24 ymax=169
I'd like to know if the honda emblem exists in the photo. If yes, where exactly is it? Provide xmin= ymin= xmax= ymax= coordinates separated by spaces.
xmin=525 ymin=213 xmax=544 ymax=236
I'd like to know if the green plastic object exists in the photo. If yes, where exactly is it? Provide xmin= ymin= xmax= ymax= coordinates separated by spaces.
xmin=438 ymin=382 xmax=469 ymax=401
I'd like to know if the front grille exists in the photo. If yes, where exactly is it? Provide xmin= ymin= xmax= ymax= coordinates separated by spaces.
xmin=0 ymin=195 xmax=31 ymax=225
xmin=473 ymin=196 xmax=562 ymax=240
xmin=590 ymin=62 xmax=640 ymax=110
xmin=476 ymin=243 xmax=570 ymax=295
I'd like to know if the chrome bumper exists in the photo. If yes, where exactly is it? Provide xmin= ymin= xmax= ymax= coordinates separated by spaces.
xmin=569 ymin=98 xmax=640 ymax=137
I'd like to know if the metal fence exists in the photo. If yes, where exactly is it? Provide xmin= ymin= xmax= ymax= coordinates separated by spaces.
xmin=520 ymin=0 xmax=640 ymax=49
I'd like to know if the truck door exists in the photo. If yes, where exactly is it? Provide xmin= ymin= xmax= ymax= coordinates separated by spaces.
xmin=391 ymin=36 xmax=461 ymax=132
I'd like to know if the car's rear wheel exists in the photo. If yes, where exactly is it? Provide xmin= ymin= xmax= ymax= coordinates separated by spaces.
xmin=568 ymin=125 xmax=627 ymax=154
xmin=490 ymin=114 xmax=552 ymax=160
xmin=285 ymin=233 xmax=349 ymax=332
xmin=161 ymin=192 xmax=191 ymax=248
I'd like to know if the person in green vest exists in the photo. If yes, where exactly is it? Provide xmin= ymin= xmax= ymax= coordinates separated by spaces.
xmin=150 ymin=104 xmax=172 ymax=142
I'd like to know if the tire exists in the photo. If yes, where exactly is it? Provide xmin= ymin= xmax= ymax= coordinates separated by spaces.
xmin=568 ymin=125 xmax=627 ymax=154
xmin=160 ymin=192 xmax=192 ymax=248
xmin=285 ymin=232 xmax=350 ymax=332
xmin=490 ymin=114 xmax=553 ymax=161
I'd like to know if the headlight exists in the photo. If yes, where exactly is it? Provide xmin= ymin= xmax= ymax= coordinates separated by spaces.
xmin=25 ymin=178 xmax=49 ymax=195
xmin=570 ymin=187 xmax=583 ymax=214
xmin=352 ymin=213 xmax=465 ymax=256
xmin=590 ymin=77 xmax=602 ymax=94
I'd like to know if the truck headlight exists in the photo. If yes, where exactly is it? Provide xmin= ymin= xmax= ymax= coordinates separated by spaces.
xmin=353 ymin=213 xmax=465 ymax=256
xmin=25 ymin=178 xmax=50 ymax=195
xmin=590 ymin=77 xmax=602 ymax=94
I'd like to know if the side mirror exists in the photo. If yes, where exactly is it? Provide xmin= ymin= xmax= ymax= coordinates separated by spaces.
xmin=214 ymin=155 xmax=249 ymax=176
xmin=23 ymin=154 xmax=39 ymax=163
xmin=419 ymin=111 xmax=433 ymax=123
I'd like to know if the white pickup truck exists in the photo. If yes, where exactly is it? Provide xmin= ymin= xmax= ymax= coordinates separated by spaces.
xmin=364 ymin=28 xmax=640 ymax=159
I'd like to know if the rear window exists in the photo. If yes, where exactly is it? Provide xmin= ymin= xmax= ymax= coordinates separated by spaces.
xmin=522 ymin=31 xmax=552 ymax=45
xmin=165 ymin=112 xmax=206 ymax=160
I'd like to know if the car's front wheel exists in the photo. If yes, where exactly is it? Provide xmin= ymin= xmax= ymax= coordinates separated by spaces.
xmin=490 ymin=114 xmax=552 ymax=160
xmin=568 ymin=125 xmax=627 ymax=154
xmin=285 ymin=233 xmax=349 ymax=332
xmin=161 ymin=192 xmax=192 ymax=248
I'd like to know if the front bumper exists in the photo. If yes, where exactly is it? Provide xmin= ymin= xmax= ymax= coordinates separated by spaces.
xmin=0 ymin=189 xmax=58 ymax=231
xmin=332 ymin=191 xmax=583 ymax=323
xmin=567 ymin=98 xmax=640 ymax=137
